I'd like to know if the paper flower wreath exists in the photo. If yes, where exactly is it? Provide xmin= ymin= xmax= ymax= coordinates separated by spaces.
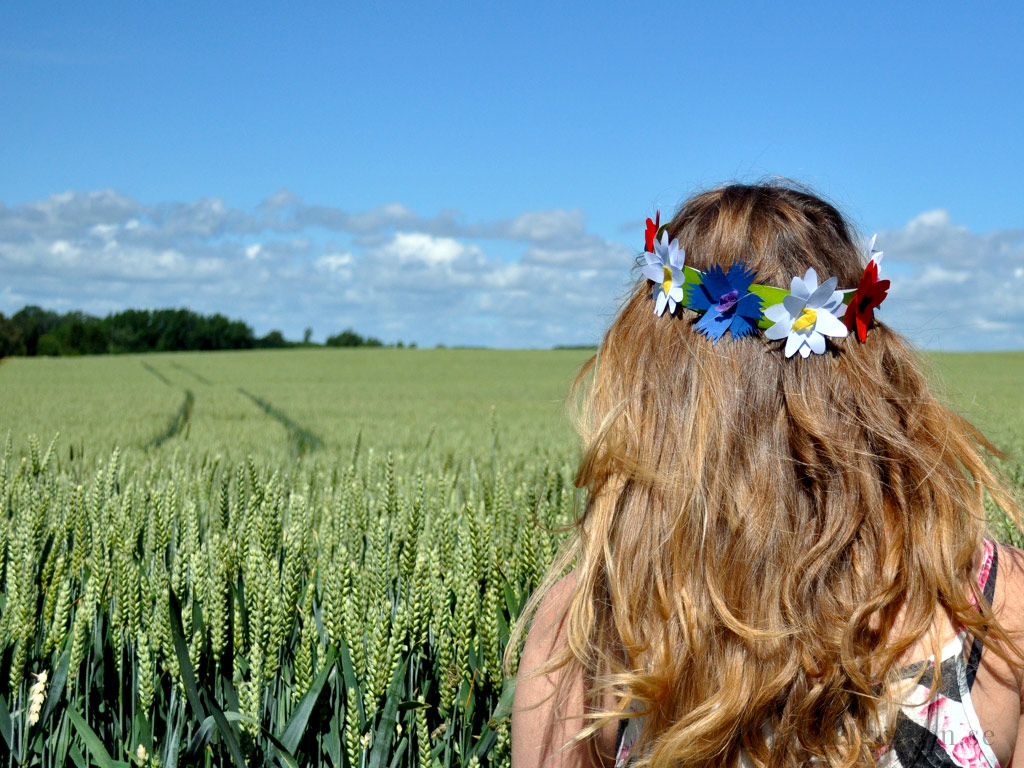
xmin=641 ymin=213 xmax=888 ymax=357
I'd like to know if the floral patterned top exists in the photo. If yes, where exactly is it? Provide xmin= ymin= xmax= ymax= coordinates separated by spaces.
xmin=614 ymin=539 xmax=1001 ymax=768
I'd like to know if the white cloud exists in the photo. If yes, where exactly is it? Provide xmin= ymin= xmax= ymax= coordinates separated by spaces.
xmin=1 ymin=189 xmax=1021 ymax=350
xmin=502 ymin=209 xmax=586 ymax=241
xmin=385 ymin=233 xmax=473 ymax=266
xmin=877 ymin=211 xmax=1024 ymax=350
xmin=49 ymin=240 xmax=79 ymax=257
xmin=0 ymin=190 xmax=635 ymax=347
xmin=916 ymin=265 xmax=970 ymax=285
xmin=905 ymin=209 xmax=955 ymax=231
xmin=90 ymin=223 xmax=118 ymax=239
xmin=315 ymin=253 xmax=354 ymax=282
xmin=260 ymin=188 xmax=302 ymax=211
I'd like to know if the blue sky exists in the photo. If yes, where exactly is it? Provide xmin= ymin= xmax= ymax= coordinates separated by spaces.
xmin=2 ymin=1 xmax=1023 ymax=349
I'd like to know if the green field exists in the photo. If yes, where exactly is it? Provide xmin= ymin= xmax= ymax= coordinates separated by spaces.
xmin=927 ymin=351 xmax=1024 ymax=460
xmin=0 ymin=348 xmax=1021 ymax=767
xmin=0 ymin=348 xmax=591 ymax=768
xmin=0 ymin=348 xmax=591 ymax=464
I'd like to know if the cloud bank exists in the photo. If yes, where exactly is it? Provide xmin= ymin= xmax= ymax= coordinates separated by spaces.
xmin=1 ymin=190 xmax=1022 ymax=349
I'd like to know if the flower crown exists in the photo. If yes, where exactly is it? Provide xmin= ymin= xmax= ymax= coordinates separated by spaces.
xmin=642 ymin=212 xmax=890 ymax=358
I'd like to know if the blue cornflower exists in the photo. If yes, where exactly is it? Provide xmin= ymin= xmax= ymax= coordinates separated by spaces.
xmin=686 ymin=263 xmax=763 ymax=343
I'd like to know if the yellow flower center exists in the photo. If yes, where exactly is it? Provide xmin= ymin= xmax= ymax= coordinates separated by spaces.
xmin=792 ymin=307 xmax=817 ymax=332
xmin=662 ymin=265 xmax=673 ymax=294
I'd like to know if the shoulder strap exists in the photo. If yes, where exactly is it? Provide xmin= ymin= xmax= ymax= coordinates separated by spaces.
xmin=965 ymin=540 xmax=999 ymax=690
xmin=982 ymin=540 xmax=999 ymax=602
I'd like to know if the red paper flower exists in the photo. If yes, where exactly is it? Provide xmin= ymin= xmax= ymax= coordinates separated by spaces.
xmin=644 ymin=211 xmax=660 ymax=253
xmin=843 ymin=260 xmax=890 ymax=342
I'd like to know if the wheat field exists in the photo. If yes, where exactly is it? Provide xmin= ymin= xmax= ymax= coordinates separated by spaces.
xmin=0 ymin=348 xmax=1020 ymax=767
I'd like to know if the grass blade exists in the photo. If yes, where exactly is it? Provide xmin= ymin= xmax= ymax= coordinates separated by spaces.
xmin=338 ymin=639 xmax=365 ymax=728
xmin=0 ymin=694 xmax=12 ymax=752
xmin=67 ymin=708 xmax=128 ymax=768
xmin=169 ymin=589 xmax=248 ymax=767
xmin=205 ymin=697 xmax=248 ymax=768
xmin=41 ymin=647 xmax=71 ymax=727
xmin=367 ymin=657 xmax=409 ymax=768
xmin=168 ymin=588 xmax=206 ymax=722
xmin=488 ymin=679 xmax=515 ymax=727
xmin=279 ymin=647 xmax=336 ymax=753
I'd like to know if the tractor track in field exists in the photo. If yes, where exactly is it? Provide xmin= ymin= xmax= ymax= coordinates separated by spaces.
xmin=169 ymin=361 xmax=212 ymax=385
xmin=140 ymin=360 xmax=172 ymax=385
xmin=147 ymin=389 xmax=195 ymax=449
xmin=238 ymin=388 xmax=324 ymax=457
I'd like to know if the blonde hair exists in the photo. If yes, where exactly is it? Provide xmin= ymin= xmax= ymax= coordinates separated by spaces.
xmin=508 ymin=183 xmax=1023 ymax=768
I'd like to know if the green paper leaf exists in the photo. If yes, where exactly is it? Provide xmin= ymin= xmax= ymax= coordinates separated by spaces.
xmin=682 ymin=265 xmax=703 ymax=287
xmin=748 ymin=283 xmax=790 ymax=329
xmin=747 ymin=282 xmax=788 ymax=307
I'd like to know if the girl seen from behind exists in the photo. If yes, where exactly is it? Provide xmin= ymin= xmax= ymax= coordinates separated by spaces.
xmin=508 ymin=183 xmax=1024 ymax=768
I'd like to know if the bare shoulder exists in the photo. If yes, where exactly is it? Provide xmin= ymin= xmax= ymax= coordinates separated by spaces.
xmin=990 ymin=543 xmax=1024 ymax=768
xmin=994 ymin=542 xmax=1024 ymax=647
xmin=520 ymin=571 xmax=578 ymax=668
xmin=512 ymin=570 xmax=615 ymax=768
xmin=514 ymin=571 xmax=578 ymax=719
xmin=990 ymin=541 xmax=1024 ymax=710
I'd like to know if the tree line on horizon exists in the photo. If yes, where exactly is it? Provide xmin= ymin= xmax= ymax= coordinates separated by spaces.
xmin=0 ymin=305 xmax=395 ymax=358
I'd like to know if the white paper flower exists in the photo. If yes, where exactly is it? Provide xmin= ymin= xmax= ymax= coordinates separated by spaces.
xmin=763 ymin=268 xmax=849 ymax=358
xmin=866 ymin=233 xmax=883 ymax=268
xmin=641 ymin=231 xmax=686 ymax=316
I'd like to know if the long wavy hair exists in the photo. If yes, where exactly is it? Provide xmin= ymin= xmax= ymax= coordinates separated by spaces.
xmin=508 ymin=183 xmax=1023 ymax=768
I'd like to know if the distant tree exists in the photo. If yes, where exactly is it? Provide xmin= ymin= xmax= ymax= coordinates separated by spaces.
xmin=11 ymin=306 xmax=60 ymax=356
xmin=0 ymin=313 xmax=25 ymax=357
xmin=156 ymin=308 xmax=197 ymax=351
xmin=226 ymin=319 xmax=255 ymax=349
xmin=37 ymin=333 xmax=61 ymax=356
xmin=80 ymin=320 xmax=110 ymax=354
xmin=106 ymin=308 xmax=156 ymax=352
xmin=325 ymin=328 xmax=386 ymax=347
xmin=28 ymin=312 xmax=110 ymax=356
xmin=258 ymin=330 xmax=289 ymax=348
xmin=326 ymin=328 xmax=364 ymax=347
xmin=60 ymin=316 xmax=109 ymax=355
xmin=303 ymin=327 xmax=313 ymax=344
xmin=3 ymin=303 xmax=278 ymax=355
xmin=103 ymin=308 xmax=256 ymax=352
